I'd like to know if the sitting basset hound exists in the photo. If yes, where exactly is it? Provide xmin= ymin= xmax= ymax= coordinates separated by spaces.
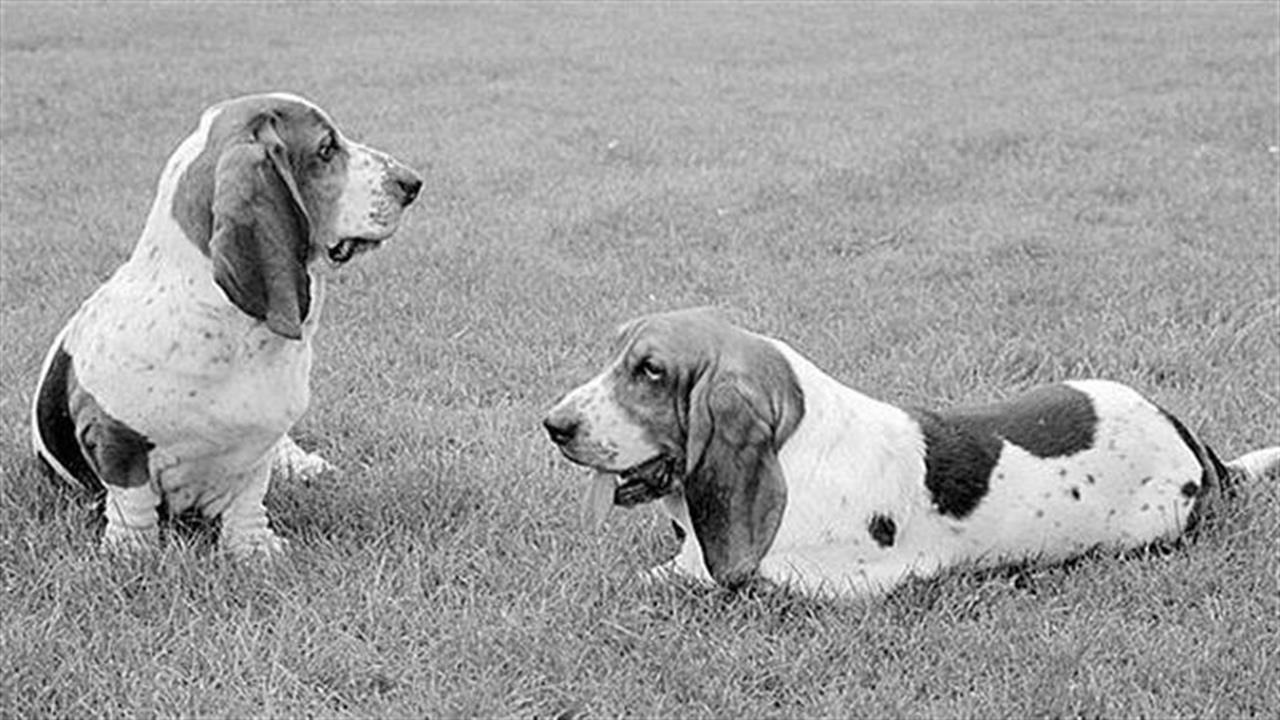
xmin=544 ymin=308 xmax=1280 ymax=598
xmin=31 ymin=93 xmax=423 ymax=556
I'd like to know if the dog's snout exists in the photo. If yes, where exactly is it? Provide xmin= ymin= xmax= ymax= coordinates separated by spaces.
xmin=543 ymin=411 xmax=581 ymax=447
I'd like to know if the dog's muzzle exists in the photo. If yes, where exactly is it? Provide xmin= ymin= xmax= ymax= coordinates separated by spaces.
xmin=613 ymin=455 xmax=680 ymax=506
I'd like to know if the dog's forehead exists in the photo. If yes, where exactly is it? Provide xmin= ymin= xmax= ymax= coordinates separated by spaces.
xmin=612 ymin=309 xmax=737 ymax=362
xmin=203 ymin=93 xmax=334 ymax=143
xmin=210 ymin=92 xmax=325 ymax=119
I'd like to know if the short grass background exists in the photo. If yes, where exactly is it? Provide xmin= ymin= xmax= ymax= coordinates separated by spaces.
xmin=2 ymin=2 xmax=1278 ymax=718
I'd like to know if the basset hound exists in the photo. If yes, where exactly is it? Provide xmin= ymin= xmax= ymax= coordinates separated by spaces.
xmin=544 ymin=308 xmax=1280 ymax=598
xmin=31 ymin=93 xmax=423 ymax=556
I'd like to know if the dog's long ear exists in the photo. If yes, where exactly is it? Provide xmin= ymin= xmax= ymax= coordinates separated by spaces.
xmin=210 ymin=117 xmax=313 ymax=340
xmin=683 ymin=337 xmax=803 ymax=587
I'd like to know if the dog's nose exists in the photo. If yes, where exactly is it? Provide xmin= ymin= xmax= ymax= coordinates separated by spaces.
xmin=396 ymin=175 xmax=423 ymax=206
xmin=543 ymin=412 xmax=580 ymax=446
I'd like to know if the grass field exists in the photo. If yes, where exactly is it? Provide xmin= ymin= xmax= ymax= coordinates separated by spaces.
xmin=2 ymin=2 xmax=1278 ymax=717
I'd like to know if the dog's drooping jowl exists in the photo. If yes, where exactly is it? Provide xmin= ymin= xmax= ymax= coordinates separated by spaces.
xmin=31 ymin=93 xmax=423 ymax=556
xmin=544 ymin=308 xmax=1280 ymax=598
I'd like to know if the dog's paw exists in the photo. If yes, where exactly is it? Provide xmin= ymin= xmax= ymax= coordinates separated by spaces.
xmin=274 ymin=451 xmax=337 ymax=483
xmin=222 ymin=529 xmax=290 ymax=560
xmin=639 ymin=560 xmax=692 ymax=586
xmin=100 ymin=524 xmax=160 ymax=556
xmin=271 ymin=438 xmax=339 ymax=484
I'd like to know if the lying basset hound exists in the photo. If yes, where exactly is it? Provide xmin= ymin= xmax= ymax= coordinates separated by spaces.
xmin=31 ymin=93 xmax=423 ymax=556
xmin=544 ymin=308 xmax=1280 ymax=598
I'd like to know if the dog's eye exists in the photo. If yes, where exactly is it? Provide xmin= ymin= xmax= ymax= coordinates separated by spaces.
xmin=636 ymin=358 xmax=665 ymax=383
xmin=317 ymin=134 xmax=338 ymax=162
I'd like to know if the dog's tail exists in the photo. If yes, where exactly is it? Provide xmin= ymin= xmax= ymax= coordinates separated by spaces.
xmin=1225 ymin=446 xmax=1280 ymax=487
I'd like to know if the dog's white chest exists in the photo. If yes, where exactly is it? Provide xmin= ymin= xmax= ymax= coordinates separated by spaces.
xmin=64 ymin=245 xmax=320 ymax=461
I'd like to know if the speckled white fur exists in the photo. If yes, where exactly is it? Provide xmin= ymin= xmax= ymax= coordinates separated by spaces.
xmin=31 ymin=94 xmax=417 ymax=556
xmin=549 ymin=370 xmax=664 ymax=473
xmin=334 ymin=141 xmax=409 ymax=240
xmin=562 ymin=328 xmax=1276 ymax=599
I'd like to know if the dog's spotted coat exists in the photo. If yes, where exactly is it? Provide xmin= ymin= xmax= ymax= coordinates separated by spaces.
xmin=545 ymin=308 xmax=1280 ymax=598
xmin=31 ymin=93 xmax=422 ymax=556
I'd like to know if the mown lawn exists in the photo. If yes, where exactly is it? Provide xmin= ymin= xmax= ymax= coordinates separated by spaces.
xmin=2 ymin=2 xmax=1277 ymax=718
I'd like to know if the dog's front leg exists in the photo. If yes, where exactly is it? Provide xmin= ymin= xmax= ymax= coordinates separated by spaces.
xmin=645 ymin=496 xmax=714 ymax=584
xmin=218 ymin=461 xmax=287 ymax=557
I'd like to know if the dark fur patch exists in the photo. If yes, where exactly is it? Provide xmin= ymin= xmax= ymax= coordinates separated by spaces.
xmin=65 ymin=367 xmax=155 ymax=490
xmin=910 ymin=384 xmax=1097 ymax=519
xmin=625 ymin=308 xmax=806 ymax=588
xmin=172 ymin=96 xmax=336 ymax=256
xmin=34 ymin=346 xmax=101 ymax=493
xmin=946 ymin=384 xmax=1097 ymax=459
xmin=909 ymin=408 xmax=1000 ymax=519
xmin=868 ymin=514 xmax=896 ymax=548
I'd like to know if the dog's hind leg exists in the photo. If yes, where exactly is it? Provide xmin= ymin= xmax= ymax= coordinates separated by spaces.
xmin=65 ymin=370 xmax=161 ymax=551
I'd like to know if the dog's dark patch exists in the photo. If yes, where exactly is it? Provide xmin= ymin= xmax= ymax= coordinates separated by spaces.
xmin=909 ymin=408 xmax=998 ymax=519
xmin=33 ymin=346 xmax=101 ymax=494
xmin=952 ymin=384 xmax=1097 ymax=458
xmin=909 ymin=384 xmax=1095 ymax=519
xmin=57 ymin=363 xmax=155 ymax=491
xmin=909 ymin=384 xmax=1098 ymax=520
xmin=1180 ymin=481 xmax=1198 ymax=499
xmin=1086 ymin=473 xmax=1097 ymax=485
xmin=868 ymin=514 xmax=896 ymax=548
xmin=1069 ymin=487 xmax=1081 ymax=500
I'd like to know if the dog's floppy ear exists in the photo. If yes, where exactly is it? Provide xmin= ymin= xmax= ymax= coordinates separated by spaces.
xmin=210 ymin=116 xmax=313 ymax=340
xmin=683 ymin=337 xmax=803 ymax=587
